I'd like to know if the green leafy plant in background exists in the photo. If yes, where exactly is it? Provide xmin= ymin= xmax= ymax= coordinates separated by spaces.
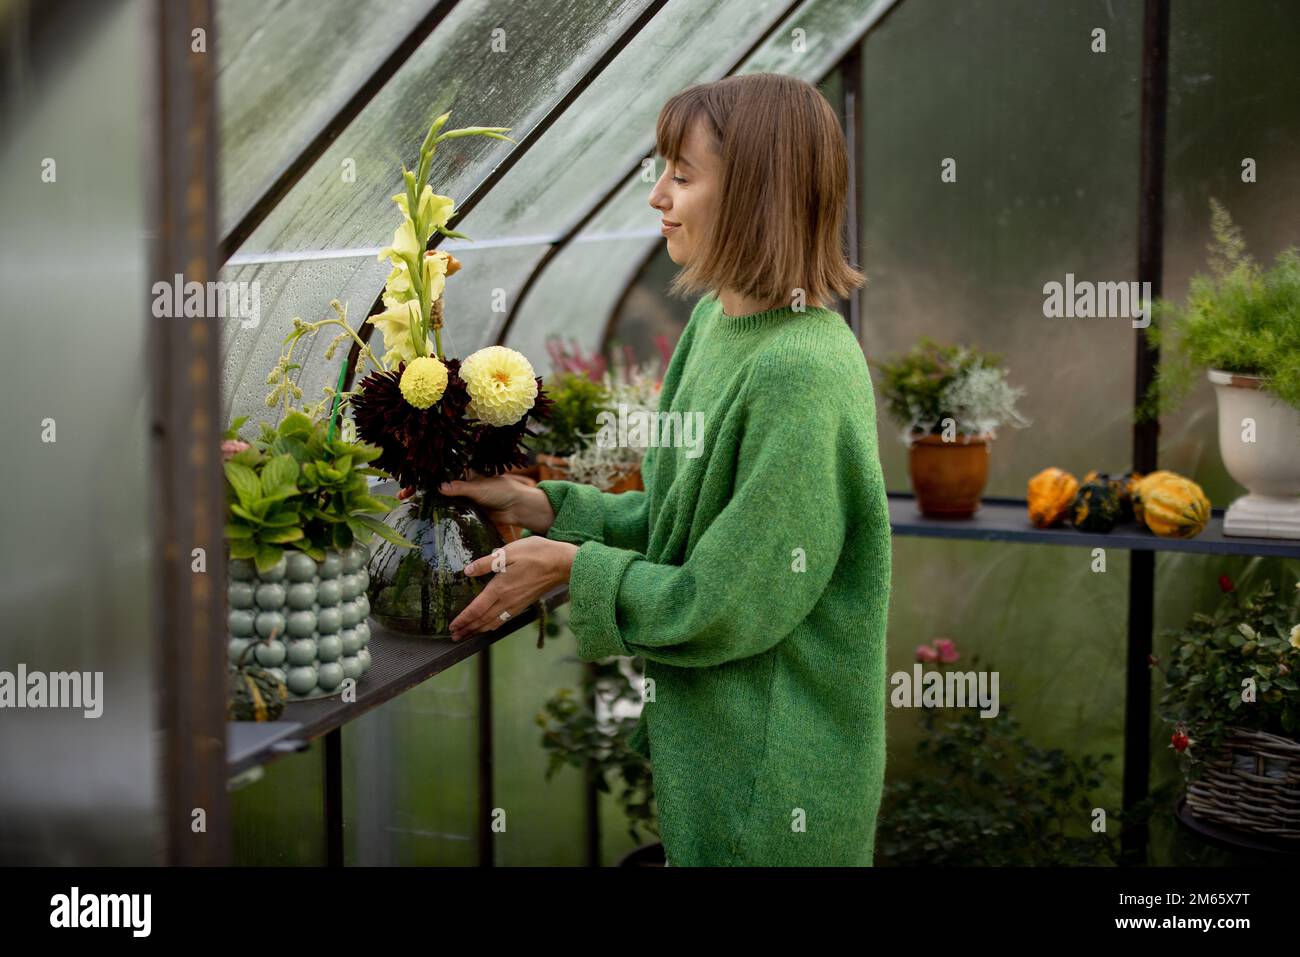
xmin=876 ymin=650 xmax=1165 ymax=866
xmin=538 ymin=654 xmax=657 ymax=846
xmin=1138 ymin=198 xmax=1300 ymax=422
xmin=869 ymin=336 xmax=1030 ymax=442
xmin=222 ymin=411 xmax=412 ymax=573
xmin=524 ymin=372 xmax=612 ymax=457
xmin=1154 ymin=571 xmax=1300 ymax=773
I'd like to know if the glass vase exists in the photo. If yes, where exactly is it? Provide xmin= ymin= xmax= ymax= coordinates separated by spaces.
xmin=365 ymin=489 xmax=505 ymax=636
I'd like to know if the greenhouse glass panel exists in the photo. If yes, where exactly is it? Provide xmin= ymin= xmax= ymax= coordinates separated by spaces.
xmin=216 ymin=0 xmax=444 ymax=236
xmin=517 ymin=0 xmax=883 ymax=367
xmin=1149 ymin=0 xmax=1300 ymax=864
xmin=0 ymin=0 xmax=160 ymax=864
xmin=231 ymin=0 xmax=656 ymax=257
xmin=451 ymin=0 xmax=796 ymax=246
xmin=220 ymin=0 xmax=655 ymax=425
xmin=862 ymin=0 xmax=1144 ymax=814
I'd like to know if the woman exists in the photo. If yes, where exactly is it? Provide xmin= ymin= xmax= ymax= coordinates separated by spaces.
xmin=442 ymin=73 xmax=891 ymax=867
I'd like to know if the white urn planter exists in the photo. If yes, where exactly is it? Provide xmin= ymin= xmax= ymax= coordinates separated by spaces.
xmin=1209 ymin=369 xmax=1300 ymax=540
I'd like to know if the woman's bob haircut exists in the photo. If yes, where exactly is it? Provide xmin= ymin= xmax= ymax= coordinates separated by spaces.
xmin=654 ymin=72 xmax=864 ymax=309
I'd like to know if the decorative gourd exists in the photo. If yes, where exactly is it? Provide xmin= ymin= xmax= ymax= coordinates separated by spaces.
xmin=1027 ymin=468 xmax=1079 ymax=528
xmin=1083 ymin=469 xmax=1141 ymax=524
xmin=1139 ymin=474 xmax=1211 ymax=538
xmin=1071 ymin=478 xmax=1123 ymax=533
xmin=1131 ymin=469 xmax=1178 ymax=524
xmin=228 ymin=643 xmax=288 ymax=722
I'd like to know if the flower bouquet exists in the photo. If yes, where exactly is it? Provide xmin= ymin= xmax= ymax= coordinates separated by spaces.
xmin=273 ymin=110 xmax=554 ymax=637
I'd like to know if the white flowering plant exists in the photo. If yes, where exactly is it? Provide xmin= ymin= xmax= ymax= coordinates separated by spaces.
xmin=557 ymin=355 xmax=663 ymax=492
xmin=870 ymin=336 xmax=1031 ymax=445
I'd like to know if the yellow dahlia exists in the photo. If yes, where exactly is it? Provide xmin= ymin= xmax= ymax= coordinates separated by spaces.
xmin=399 ymin=356 xmax=449 ymax=409
xmin=460 ymin=346 xmax=538 ymax=426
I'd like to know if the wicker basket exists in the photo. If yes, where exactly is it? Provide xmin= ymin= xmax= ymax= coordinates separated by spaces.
xmin=1184 ymin=726 xmax=1300 ymax=842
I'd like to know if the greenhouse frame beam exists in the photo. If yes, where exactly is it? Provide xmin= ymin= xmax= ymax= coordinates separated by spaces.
xmin=218 ymin=0 xmax=462 ymax=263
xmin=151 ymin=0 xmax=229 ymax=866
xmin=1122 ymin=0 xmax=1170 ymax=866
xmin=343 ymin=0 xmax=672 ymax=393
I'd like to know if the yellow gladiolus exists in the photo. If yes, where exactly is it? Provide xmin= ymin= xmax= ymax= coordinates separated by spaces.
xmin=392 ymin=185 xmax=455 ymax=243
xmin=370 ymin=298 xmax=431 ymax=368
xmin=377 ymin=218 xmax=421 ymax=271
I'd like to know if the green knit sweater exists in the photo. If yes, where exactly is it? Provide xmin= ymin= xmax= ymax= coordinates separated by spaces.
xmin=537 ymin=293 xmax=891 ymax=866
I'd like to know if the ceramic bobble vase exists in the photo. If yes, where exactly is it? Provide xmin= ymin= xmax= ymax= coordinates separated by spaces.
xmin=227 ymin=544 xmax=374 ymax=701
xmin=366 ymin=489 xmax=505 ymax=636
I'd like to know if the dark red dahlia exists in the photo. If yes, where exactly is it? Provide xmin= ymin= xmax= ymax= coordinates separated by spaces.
xmin=351 ymin=359 xmax=476 ymax=491
xmin=467 ymin=376 xmax=554 ymax=476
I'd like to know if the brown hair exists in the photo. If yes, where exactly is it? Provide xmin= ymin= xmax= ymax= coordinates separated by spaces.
xmin=654 ymin=72 xmax=864 ymax=309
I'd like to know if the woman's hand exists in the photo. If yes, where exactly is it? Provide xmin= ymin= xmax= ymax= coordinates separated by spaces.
xmin=448 ymin=537 xmax=579 ymax=641
xmin=397 ymin=470 xmax=557 ymax=533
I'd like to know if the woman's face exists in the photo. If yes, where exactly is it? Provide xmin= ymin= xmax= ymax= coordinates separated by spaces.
xmin=649 ymin=119 xmax=718 ymax=266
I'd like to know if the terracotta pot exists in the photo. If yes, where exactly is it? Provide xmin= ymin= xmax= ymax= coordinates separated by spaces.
xmin=506 ymin=462 xmax=541 ymax=481
xmin=606 ymin=464 xmax=644 ymax=494
xmin=906 ymin=432 xmax=992 ymax=518
xmin=535 ymin=453 xmax=570 ymax=482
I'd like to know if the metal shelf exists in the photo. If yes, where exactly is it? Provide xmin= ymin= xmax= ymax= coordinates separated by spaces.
xmin=226 ymin=584 xmax=570 ymax=774
xmin=888 ymin=493 xmax=1300 ymax=559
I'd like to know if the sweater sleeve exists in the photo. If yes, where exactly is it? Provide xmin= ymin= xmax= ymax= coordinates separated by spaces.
xmin=564 ymin=350 xmax=853 ymax=667
xmin=537 ymin=478 xmax=651 ymax=554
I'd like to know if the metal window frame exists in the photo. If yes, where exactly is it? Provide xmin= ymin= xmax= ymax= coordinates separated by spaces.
xmin=151 ymin=0 xmax=229 ymax=866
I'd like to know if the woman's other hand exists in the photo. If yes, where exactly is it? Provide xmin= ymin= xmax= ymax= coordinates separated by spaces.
xmin=448 ymin=537 xmax=579 ymax=641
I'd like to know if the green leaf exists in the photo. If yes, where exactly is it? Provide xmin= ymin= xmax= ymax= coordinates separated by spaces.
xmin=224 ymin=461 xmax=261 ymax=509
xmin=230 ymin=503 xmax=261 ymax=524
xmin=262 ymin=526 xmax=305 ymax=544
xmin=438 ymin=227 xmax=471 ymax=240
xmin=332 ymin=522 xmax=354 ymax=549
xmin=229 ymin=538 xmax=257 ymax=559
xmin=436 ymin=126 xmax=513 ymax=142
xmin=222 ymin=416 xmax=249 ymax=441
xmin=224 ymin=523 xmax=255 ymax=539
xmin=298 ymin=543 xmax=326 ymax=562
xmin=279 ymin=410 xmax=315 ymax=437
xmin=261 ymin=510 xmax=300 ymax=527
xmin=353 ymin=513 xmax=415 ymax=548
xmin=261 ymin=453 xmax=299 ymax=494
xmin=357 ymin=494 xmax=399 ymax=514
xmin=254 ymin=544 xmax=284 ymax=573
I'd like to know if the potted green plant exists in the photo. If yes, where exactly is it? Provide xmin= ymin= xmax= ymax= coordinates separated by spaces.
xmin=537 ymin=653 xmax=660 ymax=865
xmin=870 ymin=337 xmax=1030 ymax=517
xmin=562 ymin=356 xmax=664 ymax=494
xmin=222 ymin=410 xmax=411 ymax=701
xmin=1139 ymin=198 xmax=1300 ymax=540
xmin=1154 ymin=572 xmax=1300 ymax=843
xmin=524 ymin=371 xmax=612 ymax=479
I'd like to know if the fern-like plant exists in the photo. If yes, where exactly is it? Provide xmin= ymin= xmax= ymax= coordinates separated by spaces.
xmin=1138 ymin=198 xmax=1300 ymax=421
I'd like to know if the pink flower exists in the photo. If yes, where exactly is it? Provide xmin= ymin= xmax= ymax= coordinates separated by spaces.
xmin=915 ymin=644 xmax=939 ymax=663
xmin=221 ymin=439 xmax=251 ymax=461
xmin=933 ymin=638 xmax=960 ymax=663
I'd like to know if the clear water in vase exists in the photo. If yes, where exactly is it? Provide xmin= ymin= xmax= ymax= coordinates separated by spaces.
xmin=366 ymin=490 xmax=505 ymax=636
